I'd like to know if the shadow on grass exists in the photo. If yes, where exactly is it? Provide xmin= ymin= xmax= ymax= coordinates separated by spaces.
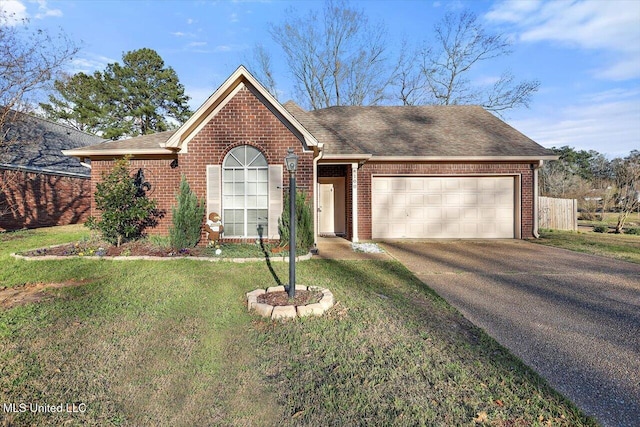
xmin=257 ymin=225 xmax=283 ymax=287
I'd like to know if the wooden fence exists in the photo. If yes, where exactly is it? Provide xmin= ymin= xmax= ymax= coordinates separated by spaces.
xmin=538 ymin=196 xmax=578 ymax=231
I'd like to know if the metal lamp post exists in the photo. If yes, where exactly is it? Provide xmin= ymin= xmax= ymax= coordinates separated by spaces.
xmin=285 ymin=148 xmax=298 ymax=298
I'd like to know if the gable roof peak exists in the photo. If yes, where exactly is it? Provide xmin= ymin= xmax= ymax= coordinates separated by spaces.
xmin=163 ymin=66 xmax=318 ymax=151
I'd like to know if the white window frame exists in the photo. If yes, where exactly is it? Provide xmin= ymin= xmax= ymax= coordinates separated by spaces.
xmin=222 ymin=145 xmax=269 ymax=238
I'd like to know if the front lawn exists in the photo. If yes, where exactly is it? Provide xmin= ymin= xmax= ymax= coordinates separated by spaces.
xmin=534 ymin=229 xmax=640 ymax=264
xmin=1 ymin=226 xmax=597 ymax=426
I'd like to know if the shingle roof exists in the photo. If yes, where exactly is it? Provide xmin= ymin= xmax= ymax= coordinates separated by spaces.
xmin=69 ymin=130 xmax=176 ymax=155
xmin=285 ymin=102 xmax=555 ymax=159
xmin=1 ymin=112 xmax=104 ymax=176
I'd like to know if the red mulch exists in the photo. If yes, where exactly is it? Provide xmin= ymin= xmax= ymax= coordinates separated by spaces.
xmin=257 ymin=290 xmax=322 ymax=307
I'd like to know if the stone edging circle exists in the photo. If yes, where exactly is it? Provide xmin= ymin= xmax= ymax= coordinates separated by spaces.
xmin=246 ymin=286 xmax=334 ymax=320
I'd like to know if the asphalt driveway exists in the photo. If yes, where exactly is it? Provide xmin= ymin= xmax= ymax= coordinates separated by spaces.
xmin=381 ymin=240 xmax=640 ymax=427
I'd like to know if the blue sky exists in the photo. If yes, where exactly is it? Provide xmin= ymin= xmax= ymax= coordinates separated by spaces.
xmin=2 ymin=0 xmax=639 ymax=157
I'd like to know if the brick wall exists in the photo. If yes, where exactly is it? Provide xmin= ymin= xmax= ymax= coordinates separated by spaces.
xmin=0 ymin=169 xmax=91 ymax=231
xmin=356 ymin=162 xmax=536 ymax=240
xmin=87 ymin=85 xmax=315 ymax=243
xmin=181 ymin=85 xmax=314 ymax=243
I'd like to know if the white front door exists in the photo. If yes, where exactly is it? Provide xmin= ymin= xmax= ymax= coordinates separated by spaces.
xmin=319 ymin=183 xmax=335 ymax=235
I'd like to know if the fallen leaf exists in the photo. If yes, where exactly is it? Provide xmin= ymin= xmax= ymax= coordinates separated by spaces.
xmin=494 ymin=399 xmax=504 ymax=407
xmin=473 ymin=411 xmax=488 ymax=423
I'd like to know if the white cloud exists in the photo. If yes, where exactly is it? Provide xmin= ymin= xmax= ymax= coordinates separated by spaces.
xmin=487 ymin=0 xmax=640 ymax=80
xmin=230 ymin=12 xmax=238 ymax=23
xmin=0 ymin=0 xmax=28 ymax=25
xmin=33 ymin=0 xmax=62 ymax=20
xmin=188 ymin=41 xmax=207 ymax=47
xmin=509 ymin=88 xmax=640 ymax=157
xmin=0 ymin=0 xmax=62 ymax=23
xmin=70 ymin=54 xmax=116 ymax=74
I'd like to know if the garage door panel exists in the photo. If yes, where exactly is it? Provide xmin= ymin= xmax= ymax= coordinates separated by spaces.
xmin=372 ymin=176 xmax=515 ymax=239
xmin=408 ymin=194 xmax=424 ymax=205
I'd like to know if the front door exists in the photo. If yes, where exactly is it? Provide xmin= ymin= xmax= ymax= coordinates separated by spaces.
xmin=318 ymin=178 xmax=346 ymax=236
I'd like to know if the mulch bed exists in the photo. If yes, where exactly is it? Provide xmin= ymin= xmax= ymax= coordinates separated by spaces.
xmin=257 ymin=290 xmax=323 ymax=307
xmin=22 ymin=241 xmax=197 ymax=258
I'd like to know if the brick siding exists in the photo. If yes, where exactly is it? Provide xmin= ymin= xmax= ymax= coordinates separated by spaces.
xmin=88 ymin=85 xmax=314 ymax=244
xmin=0 ymin=169 xmax=91 ymax=231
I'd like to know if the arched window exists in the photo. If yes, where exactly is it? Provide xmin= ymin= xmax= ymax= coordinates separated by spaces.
xmin=222 ymin=145 xmax=269 ymax=237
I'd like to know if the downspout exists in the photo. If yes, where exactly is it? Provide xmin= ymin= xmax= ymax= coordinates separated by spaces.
xmin=533 ymin=160 xmax=543 ymax=238
xmin=312 ymin=143 xmax=324 ymax=250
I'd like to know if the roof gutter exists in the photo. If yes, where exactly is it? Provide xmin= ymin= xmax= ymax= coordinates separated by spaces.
xmin=369 ymin=155 xmax=559 ymax=162
xmin=312 ymin=143 xmax=325 ymax=249
xmin=320 ymin=154 xmax=373 ymax=161
xmin=0 ymin=163 xmax=90 ymax=178
xmin=62 ymin=148 xmax=174 ymax=158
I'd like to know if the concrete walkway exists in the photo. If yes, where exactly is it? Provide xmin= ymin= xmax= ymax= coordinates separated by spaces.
xmin=382 ymin=240 xmax=640 ymax=427
xmin=314 ymin=237 xmax=391 ymax=260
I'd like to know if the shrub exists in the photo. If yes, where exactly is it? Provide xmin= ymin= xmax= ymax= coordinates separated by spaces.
xmin=86 ymin=157 xmax=161 ymax=246
xmin=625 ymin=227 xmax=640 ymax=235
xmin=592 ymin=224 xmax=608 ymax=233
xmin=169 ymin=176 xmax=205 ymax=249
xmin=278 ymin=189 xmax=314 ymax=252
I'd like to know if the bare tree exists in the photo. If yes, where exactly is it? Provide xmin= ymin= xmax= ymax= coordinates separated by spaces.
xmin=0 ymin=11 xmax=79 ymax=145
xmin=268 ymin=0 xmax=392 ymax=109
xmin=612 ymin=151 xmax=640 ymax=233
xmin=245 ymin=44 xmax=278 ymax=98
xmin=1 ymin=11 xmax=79 ymax=220
xmin=416 ymin=10 xmax=539 ymax=116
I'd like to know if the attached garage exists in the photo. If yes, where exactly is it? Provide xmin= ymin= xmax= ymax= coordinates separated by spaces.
xmin=372 ymin=176 xmax=516 ymax=239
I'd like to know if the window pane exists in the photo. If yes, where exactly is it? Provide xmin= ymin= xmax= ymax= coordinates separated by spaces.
xmin=246 ymin=146 xmax=261 ymax=164
xmin=247 ymin=169 xmax=257 ymax=182
xmin=247 ymin=183 xmax=257 ymax=196
xmin=246 ymin=195 xmax=257 ymax=208
xmin=257 ymin=209 xmax=268 ymax=226
xmin=224 ymin=154 xmax=241 ymax=167
xmin=229 ymin=146 xmax=245 ymax=165
xmin=251 ymin=154 xmax=268 ymax=167
xmin=257 ymin=195 xmax=268 ymax=208
xmin=234 ymin=182 xmax=244 ymax=195
xmin=223 ymin=169 xmax=233 ymax=181
xmin=257 ymin=169 xmax=268 ymax=182
xmin=223 ymin=182 xmax=233 ymax=194
xmin=234 ymin=169 xmax=244 ymax=181
xmin=258 ymin=182 xmax=268 ymax=195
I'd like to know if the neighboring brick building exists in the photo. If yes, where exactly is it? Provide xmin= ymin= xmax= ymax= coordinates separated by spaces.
xmin=64 ymin=66 xmax=556 ymax=244
xmin=1 ymin=112 xmax=103 ymax=231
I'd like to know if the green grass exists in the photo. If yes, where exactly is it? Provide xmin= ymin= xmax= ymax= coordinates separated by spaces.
xmin=578 ymin=212 xmax=640 ymax=231
xmin=0 ymin=226 xmax=598 ymax=426
xmin=534 ymin=229 xmax=640 ymax=264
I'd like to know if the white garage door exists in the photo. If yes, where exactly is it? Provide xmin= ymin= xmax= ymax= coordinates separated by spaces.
xmin=372 ymin=176 xmax=515 ymax=239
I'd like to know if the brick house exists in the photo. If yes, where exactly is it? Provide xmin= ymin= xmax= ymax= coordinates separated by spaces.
xmin=1 ymin=112 xmax=103 ymax=231
xmin=64 ymin=66 xmax=556 ymax=244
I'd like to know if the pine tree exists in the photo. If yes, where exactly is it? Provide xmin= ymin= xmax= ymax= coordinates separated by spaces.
xmin=169 ymin=176 xmax=205 ymax=249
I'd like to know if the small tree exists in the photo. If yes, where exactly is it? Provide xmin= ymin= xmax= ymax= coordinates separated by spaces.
xmin=278 ymin=189 xmax=314 ymax=252
xmin=612 ymin=151 xmax=640 ymax=233
xmin=87 ymin=157 xmax=160 ymax=246
xmin=169 ymin=176 xmax=205 ymax=249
